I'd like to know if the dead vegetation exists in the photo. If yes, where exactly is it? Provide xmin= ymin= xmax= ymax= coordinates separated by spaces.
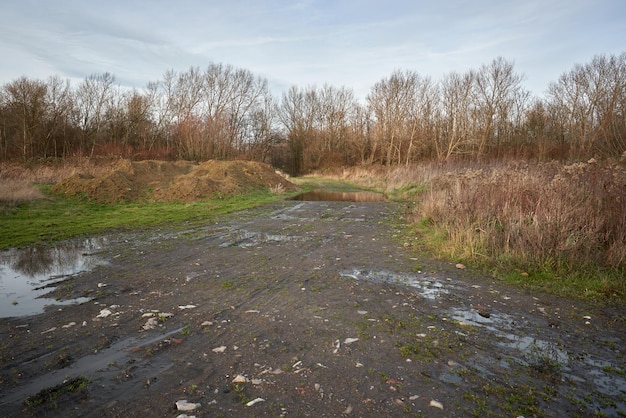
xmin=329 ymin=159 xmax=626 ymax=279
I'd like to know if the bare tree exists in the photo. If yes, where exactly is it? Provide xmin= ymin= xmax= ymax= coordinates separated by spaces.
xmin=44 ymin=76 xmax=74 ymax=158
xmin=75 ymin=72 xmax=118 ymax=156
xmin=436 ymin=71 xmax=475 ymax=160
xmin=278 ymin=85 xmax=320 ymax=174
xmin=472 ymin=57 xmax=526 ymax=156
xmin=367 ymin=69 xmax=436 ymax=165
xmin=0 ymin=76 xmax=47 ymax=159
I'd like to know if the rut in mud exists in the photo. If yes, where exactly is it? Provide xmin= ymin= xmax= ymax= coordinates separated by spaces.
xmin=0 ymin=198 xmax=624 ymax=417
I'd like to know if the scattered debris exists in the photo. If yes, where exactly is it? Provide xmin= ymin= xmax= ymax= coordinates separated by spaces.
xmin=430 ymin=399 xmax=444 ymax=409
xmin=344 ymin=337 xmax=359 ymax=344
xmin=232 ymin=374 xmax=248 ymax=383
xmin=96 ymin=309 xmax=112 ymax=318
xmin=178 ymin=305 xmax=197 ymax=310
xmin=246 ymin=397 xmax=265 ymax=407
xmin=142 ymin=317 xmax=158 ymax=330
xmin=212 ymin=345 xmax=227 ymax=353
xmin=176 ymin=400 xmax=201 ymax=411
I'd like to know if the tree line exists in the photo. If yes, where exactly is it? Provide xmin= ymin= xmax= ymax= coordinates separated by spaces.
xmin=1 ymin=54 xmax=624 ymax=174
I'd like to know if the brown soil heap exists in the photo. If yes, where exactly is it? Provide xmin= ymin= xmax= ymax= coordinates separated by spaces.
xmin=51 ymin=159 xmax=297 ymax=203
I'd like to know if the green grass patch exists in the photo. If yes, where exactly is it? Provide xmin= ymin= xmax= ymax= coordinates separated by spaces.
xmin=0 ymin=186 xmax=294 ymax=249
xmin=414 ymin=220 xmax=626 ymax=301
xmin=24 ymin=376 xmax=90 ymax=409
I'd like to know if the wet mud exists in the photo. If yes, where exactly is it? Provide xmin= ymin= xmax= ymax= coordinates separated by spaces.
xmin=0 ymin=199 xmax=624 ymax=417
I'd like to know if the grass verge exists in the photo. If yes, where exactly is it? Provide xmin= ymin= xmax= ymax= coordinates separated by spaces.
xmin=333 ymin=160 xmax=626 ymax=301
xmin=0 ymin=186 xmax=294 ymax=250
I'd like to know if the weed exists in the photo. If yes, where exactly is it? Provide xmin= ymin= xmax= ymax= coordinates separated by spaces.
xmin=232 ymin=382 xmax=250 ymax=404
xmin=24 ymin=376 xmax=90 ymax=409
xmin=525 ymin=341 xmax=563 ymax=382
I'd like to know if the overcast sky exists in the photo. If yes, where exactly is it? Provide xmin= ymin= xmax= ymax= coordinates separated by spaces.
xmin=1 ymin=0 xmax=624 ymax=100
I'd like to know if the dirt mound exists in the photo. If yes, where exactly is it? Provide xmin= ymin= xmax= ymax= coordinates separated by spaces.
xmin=51 ymin=160 xmax=297 ymax=203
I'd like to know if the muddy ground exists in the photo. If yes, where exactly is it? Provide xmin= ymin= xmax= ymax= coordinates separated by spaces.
xmin=0 ymin=196 xmax=625 ymax=417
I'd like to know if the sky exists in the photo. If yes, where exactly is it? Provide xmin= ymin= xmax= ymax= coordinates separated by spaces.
xmin=1 ymin=0 xmax=624 ymax=101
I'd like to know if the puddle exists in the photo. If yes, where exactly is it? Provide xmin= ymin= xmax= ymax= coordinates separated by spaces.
xmin=450 ymin=306 xmax=625 ymax=413
xmin=0 ymin=327 xmax=183 ymax=406
xmin=340 ymin=269 xmax=449 ymax=299
xmin=218 ymin=228 xmax=311 ymax=248
xmin=290 ymin=190 xmax=386 ymax=202
xmin=342 ymin=270 xmax=625 ymax=414
xmin=0 ymin=238 xmax=108 ymax=318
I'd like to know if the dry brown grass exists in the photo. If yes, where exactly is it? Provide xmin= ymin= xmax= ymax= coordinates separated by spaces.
xmin=414 ymin=160 xmax=626 ymax=271
xmin=0 ymin=158 xmax=118 ymax=204
xmin=336 ymin=159 xmax=626 ymax=272
xmin=0 ymin=179 xmax=44 ymax=204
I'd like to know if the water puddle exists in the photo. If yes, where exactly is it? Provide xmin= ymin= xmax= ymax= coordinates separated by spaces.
xmin=0 ymin=327 xmax=183 ymax=406
xmin=0 ymin=238 xmax=108 ymax=318
xmin=290 ymin=190 xmax=386 ymax=202
xmin=340 ymin=269 xmax=449 ymax=299
xmin=218 ymin=228 xmax=311 ymax=248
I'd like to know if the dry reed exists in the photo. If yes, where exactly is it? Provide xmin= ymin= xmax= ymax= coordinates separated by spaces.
xmin=414 ymin=160 xmax=626 ymax=271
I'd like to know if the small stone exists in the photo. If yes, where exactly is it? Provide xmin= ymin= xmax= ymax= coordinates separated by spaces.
xmin=429 ymin=399 xmax=444 ymax=409
xmin=344 ymin=337 xmax=359 ymax=345
xmin=246 ymin=397 xmax=265 ymax=407
xmin=343 ymin=405 xmax=353 ymax=414
xmin=96 ymin=309 xmax=112 ymax=318
xmin=142 ymin=317 xmax=158 ymax=330
xmin=232 ymin=375 xmax=248 ymax=383
xmin=178 ymin=305 xmax=196 ymax=310
xmin=212 ymin=345 xmax=227 ymax=353
xmin=455 ymin=263 xmax=466 ymax=269
xmin=201 ymin=321 xmax=213 ymax=326
xmin=175 ymin=399 xmax=201 ymax=411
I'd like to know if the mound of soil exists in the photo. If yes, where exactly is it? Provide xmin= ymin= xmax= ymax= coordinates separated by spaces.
xmin=51 ymin=160 xmax=297 ymax=203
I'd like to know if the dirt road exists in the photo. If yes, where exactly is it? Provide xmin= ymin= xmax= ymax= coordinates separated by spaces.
xmin=1 ymin=197 xmax=624 ymax=417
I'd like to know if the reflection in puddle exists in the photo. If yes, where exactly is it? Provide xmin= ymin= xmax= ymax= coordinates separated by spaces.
xmin=290 ymin=190 xmax=386 ymax=202
xmin=340 ymin=269 xmax=449 ymax=299
xmin=0 ymin=238 xmax=108 ymax=318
